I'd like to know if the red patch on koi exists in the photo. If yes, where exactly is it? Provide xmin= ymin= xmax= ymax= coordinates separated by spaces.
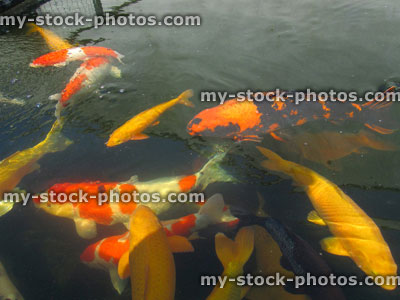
xmin=83 ymin=46 xmax=119 ymax=59
xmin=168 ymin=214 xmax=197 ymax=236
xmin=31 ymin=49 xmax=68 ymax=66
xmin=178 ymin=175 xmax=197 ymax=192
xmin=60 ymin=73 xmax=88 ymax=106
xmin=97 ymin=234 xmax=129 ymax=263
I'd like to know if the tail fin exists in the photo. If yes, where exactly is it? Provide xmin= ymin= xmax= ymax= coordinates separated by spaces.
xmin=42 ymin=118 xmax=73 ymax=153
xmin=362 ymin=86 xmax=396 ymax=110
xmin=198 ymin=193 xmax=225 ymax=223
xmin=178 ymin=89 xmax=194 ymax=107
xmin=256 ymin=146 xmax=292 ymax=174
xmin=356 ymin=130 xmax=398 ymax=151
xmin=256 ymin=146 xmax=315 ymax=186
xmin=194 ymin=152 xmax=237 ymax=191
xmin=26 ymin=23 xmax=40 ymax=35
xmin=215 ymin=227 xmax=254 ymax=275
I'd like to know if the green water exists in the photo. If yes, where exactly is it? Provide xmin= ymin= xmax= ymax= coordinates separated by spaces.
xmin=1 ymin=0 xmax=400 ymax=299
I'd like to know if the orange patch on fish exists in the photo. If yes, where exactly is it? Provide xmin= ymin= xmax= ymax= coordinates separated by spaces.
xmin=97 ymin=234 xmax=129 ymax=263
xmin=119 ymin=202 xmax=137 ymax=215
xmin=271 ymin=100 xmax=286 ymax=111
xmin=31 ymin=49 xmax=68 ymax=66
xmin=78 ymin=201 xmax=114 ymax=225
xmin=296 ymin=118 xmax=307 ymax=126
xmin=188 ymin=100 xmax=262 ymax=135
xmin=83 ymin=46 xmax=120 ymax=59
xmin=364 ymin=123 xmax=395 ymax=135
xmin=178 ymin=175 xmax=197 ymax=192
xmin=61 ymin=73 xmax=88 ymax=106
xmin=119 ymin=184 xmax=137 ymax=194
xmin=268 ymin=123 xmax=280 ymax=131
xmin=319 ymin=101 xmax=331 ymax=112
xmin=323 ymin=112 xmax=331 ymax=119
xmin=168 ymin=214 xmax=197 ymax=237
xmin=80 ymin=242 xmax=98 ymax=262
xmin=352 ymin=103 xmax=362 ymax=111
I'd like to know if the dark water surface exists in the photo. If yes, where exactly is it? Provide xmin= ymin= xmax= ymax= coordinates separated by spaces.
xmin=1 ymin=0 xmax=400 ymax=299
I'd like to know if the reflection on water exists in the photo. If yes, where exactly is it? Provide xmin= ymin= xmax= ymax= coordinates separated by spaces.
xmin=1 ymin=0 xmax=400 ymax=299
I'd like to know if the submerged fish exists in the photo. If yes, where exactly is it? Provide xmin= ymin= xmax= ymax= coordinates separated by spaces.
xmin=27 ymin=23 xmax=74 ymax=51
xmin=117 ymin=205 xmax=193 ymax=300
xmin=187 ymin=88 xmax=397 ymax=142
xmin=0 ymin=119 xmax=72 ymax=216
xmin=0 ymin=261 xmax=24 ymax=300
xmin=257 ymin=146 xmax=398 ymax=290
xmin=106 ymin=89 xmax=194 ymax=147
xmin=236 ymin=194 xmax=344 ymax=300
xmin=80 ymin=194 xmax=233 ymax=293
xmin=280 ymin=129 xmax=397 ymax=168
xmin=34 ymin=151 xmax=236 ymax=238
xmin=0 ymin=92 xmax=25 ymax=106
xmin=30 ymin=46 xmax=124 ymax=68
xmin=51 ymin=56 xmax=121 ymax=118
xmin=246 ymin=225 xmax=311 ymax=300
xmin=206 ymin=226 xmax=254 ymax=300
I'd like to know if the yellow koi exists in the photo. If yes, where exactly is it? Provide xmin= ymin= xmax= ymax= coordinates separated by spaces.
xmin=257 ymin=146 xmax=398 ymax=290
xmin=118 ymin=205 xmax=193 ymax=300
xmin=206 ymin=227 xmax=255 ymax=300
xmin=107 ymin=89 xmax=194 ymax=147
xmin=0 ymin=119 xmax=72 ymax=216
xmin=27 ymin=23 xmax=74 ymax=51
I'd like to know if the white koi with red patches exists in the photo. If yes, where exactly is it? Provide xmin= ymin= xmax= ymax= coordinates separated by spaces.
xmin=80 ymin=232 xmax=129 ymax=294
xmin=30 ymin=46 xmax=124 ymax=68
xmin=80 ymin=194 xmax=238 ymax=293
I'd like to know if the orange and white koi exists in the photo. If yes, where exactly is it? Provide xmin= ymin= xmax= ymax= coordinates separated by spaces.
xmin=30 ymin=46 xmax=124 ymax=68
xmin=106 ymin=89 xmax=194 ymax=147
xmin=34 ymin=151 xmax=236 ymax=238
xmin=80 ymin=194 xmax=237 ymax=293
xmin=50 ymin=56 xmax=121 ymax=118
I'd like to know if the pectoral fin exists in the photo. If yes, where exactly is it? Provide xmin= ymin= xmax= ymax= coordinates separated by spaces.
xmin=130 ymin=133 xmax=150 ymax=140
xmin=0 ymin=201 xmax=14 ymax=217
xmin=109 ymin=267 xmax=127 ymax=294
xmin=118 ymin=251 xmax=130 ymax=279
xmin=74 ymin=218 xmax=97 ymax=239
xmin=320 ymin=237 xmax=349 ymax=256
xmin=167 ymin=235 xmax=194 ymax=253
xmin=307 ymin=210 xmax=326 ymax=226
xmin=151 ymin=121 xmax=160 ymax=127
xmin=110 ymin=66 xmax=122 ymax=78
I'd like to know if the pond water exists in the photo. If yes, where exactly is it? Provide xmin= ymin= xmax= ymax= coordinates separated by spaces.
xmin=1 ymin=0 xmax=400 ymax=299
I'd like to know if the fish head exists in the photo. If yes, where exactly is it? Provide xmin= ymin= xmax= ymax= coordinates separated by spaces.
xmin=106 ymin=135 xmax=125 ymax=147
xmin=352 ymin=242 xmax=398 ymax=290
xmin=32 ymin=194 xmax=75 ymax=218
xmin=187 ymin=99 xmax=262 ymax=139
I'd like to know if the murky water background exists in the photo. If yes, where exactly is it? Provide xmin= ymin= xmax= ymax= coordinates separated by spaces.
xmin=1 ymin=0 xmax=400 ymax=299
